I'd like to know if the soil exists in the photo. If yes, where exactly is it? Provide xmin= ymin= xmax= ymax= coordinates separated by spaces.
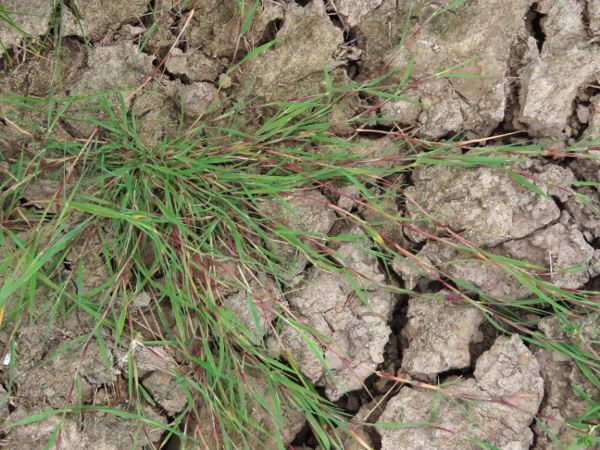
xmin=1 ymin=0 xmax=600 ymax=449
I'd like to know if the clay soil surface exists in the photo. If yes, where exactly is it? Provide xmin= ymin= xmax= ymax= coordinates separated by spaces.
xmin=1 ymin=1 xmax=600 ymax=449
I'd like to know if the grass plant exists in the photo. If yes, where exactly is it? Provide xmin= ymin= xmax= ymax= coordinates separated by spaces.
xmin=1 ymin=0 xmax=600 ymax=449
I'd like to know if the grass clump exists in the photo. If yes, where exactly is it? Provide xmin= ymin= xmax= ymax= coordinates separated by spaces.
xmin=0 ymin=63 xmax=415 ymax=447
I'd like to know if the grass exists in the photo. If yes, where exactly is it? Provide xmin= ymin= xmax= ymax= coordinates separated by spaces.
xmin=1 ymin=0 xmax=600 ymax=448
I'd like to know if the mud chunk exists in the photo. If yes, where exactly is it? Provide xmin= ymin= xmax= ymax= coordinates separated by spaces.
xmin=416 ymin=80 xmax=466 ymax=139
xmin=61 ymin=227 xmax=113 ymax=299
xmin=184 ymin=1 xmax=241 ymax=58
xmin=336 ymin=182 xmax=362 ymax=212
xmin=0 ymin=2 xmax=53 ymax=56
xmin=118 ymin=344 xmax=189 ymax=416
xmin=165 ymin=48 xmax=221 ymax=82
xmin=404 ymin=161 xmax=561 ymax=247
xmin=6 ymin=403 xmax=166 ymax=449
xmin=377 ymin=335 xmax=543 ymax=449
xmin=142 ymin=370 xmax=188 ymax=416
xmin=518 ymin=43 xmax=598 ymax=138
xmin=346 ymin=136 xmax=403 ymax=170
xmin=565 ymin=185 xmax=600 ymax=243
xmin=66 ymin=0 xmax=148 ymax=40
xmin=236 ymin=0 xmax=347 ymax=103
xmin=569 ymin=151 xmax=600 ymax=192
xmin=119 ymin=343 xmax=176 ymax=378
xmin=401 ymin=294 xmax=485 ymax=381
xmin=178 ymin=81 xmax=218 ymax=118
xmin=361 ymin=193 xmax=410 ymax=250
xmin=395 ymin=159 xmax=596 ymax=300
xmin=589 ymin=0 xmax=600 ymax=37
xmin=498 ymin=222 xmax=600 ymax=291
xmin=335 ymin=0 xmax=384 ymax=27
xmin=14 ymin=325 xmax=115 ymax=409
xmin=258 ymin=189 xmax=336 ymax=274
xmin=359 ymin=0 xmax=531 ymax=139
xmin=474 ymin=334 xmax=543 ymax=402
xmin=269 ymin=227 xmax=396 ymax=400
xmin=58 ymin=41 xmax=157 ymax=139
xmin=517 ymin=1 xmax=599 ymax=138
xmin=576 ymin=104 xmax=591 ymax=124
xmin=532 ymin=315 xmax=600 ymax=449
xmin=225 ymin=280 xmax=287 ymax=339
xmin=398 ymin=219 xmax=600 ymax=302
xmin=380 ymin=89 xmax=422 ymax=128
xmin=130 ymin=89 xmax=180 ymax=149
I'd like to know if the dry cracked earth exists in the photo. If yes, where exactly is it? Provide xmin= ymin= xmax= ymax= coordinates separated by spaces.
xmin=1 ymin=0 xmax=600 ymax=449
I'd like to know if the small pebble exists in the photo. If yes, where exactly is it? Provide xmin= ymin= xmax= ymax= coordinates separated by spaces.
xmin=576 ymin=104 xmax=591 ymax=123
xmin=219 ymin=73 xmax=232 ymax=88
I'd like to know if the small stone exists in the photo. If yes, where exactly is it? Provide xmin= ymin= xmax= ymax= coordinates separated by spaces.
xmin=576 ymin=104 xmax=591 ymax=123
xmin=219 ymin=73 xmax=232 ymax=88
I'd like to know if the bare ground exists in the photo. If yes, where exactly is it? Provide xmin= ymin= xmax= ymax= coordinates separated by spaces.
xmin=1 ymin=0 xmax=600 ymax=448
